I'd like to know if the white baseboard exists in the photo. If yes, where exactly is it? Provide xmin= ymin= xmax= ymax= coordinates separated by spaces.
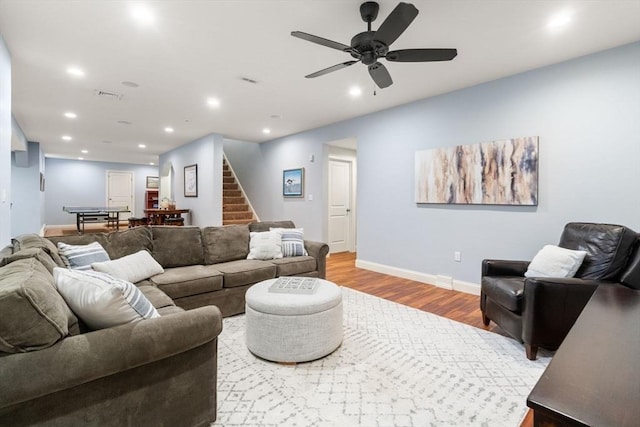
xmin=355 ymin=258 xmax=480 ymax=296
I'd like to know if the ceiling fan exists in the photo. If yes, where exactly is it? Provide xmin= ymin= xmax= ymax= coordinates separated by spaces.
xmin=291 ymin=1 xmax=457 ymax=89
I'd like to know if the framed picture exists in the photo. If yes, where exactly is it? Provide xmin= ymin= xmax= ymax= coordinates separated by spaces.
xmin=283 ymin=168 xmax=304 ymax=198
xmin=146 ymin=176 xmax=159 ymax=189
xmin=40 ymin=173 xmax=45 ymax=192
xmin=184 ymin=164 xmax=198 ymax=197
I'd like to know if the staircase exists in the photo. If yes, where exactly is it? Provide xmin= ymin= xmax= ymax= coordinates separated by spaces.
xmin=222 ymin=158 xmax=256 ymax=225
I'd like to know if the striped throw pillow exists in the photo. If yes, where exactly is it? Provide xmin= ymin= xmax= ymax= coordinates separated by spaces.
xmin=271 ymin=227 xmax=308 ymax=257
xmin=57 ymin=241 xmax=110 ymax=270
xmin=53 ymin=268 xmax=160 ymax=330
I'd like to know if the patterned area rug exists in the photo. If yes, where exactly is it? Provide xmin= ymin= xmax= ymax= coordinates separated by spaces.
xmin=214 ymin=288 xmax=551 ymax=426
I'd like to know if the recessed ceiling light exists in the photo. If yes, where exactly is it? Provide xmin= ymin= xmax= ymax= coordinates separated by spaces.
xmin=67 ymin=67 xmax=85 ymax=77
xmin=149 ymin=162 xmax=155 ymax=166
xmin=62 ymin=135 xmax=72 ymax=141
xmin=121 ymin=81 xmax=139 ymax=88
xmin=81 ymin=149 xmax=88 ymax=154
xmin=262 ymin=128 xmax=271 ymax=135
xmin=131 ymin=6 xmax=155 ymax=24
xmin=349 ymin=86 xmax=362 ymax=97
xmin=78 ymin=157 xmax=84 ymax=160
xmin=138 ymin=144 xmax=147 ymax=149
xmin=164 ymin=127 xmax=174 ymax=133
xmin=207 ymin=97 xmax=221 ymax=108
xmin=548 ymin=10 xmax=572 ymax=29
xmin=64 ymin=112 xmax=77 ymax=119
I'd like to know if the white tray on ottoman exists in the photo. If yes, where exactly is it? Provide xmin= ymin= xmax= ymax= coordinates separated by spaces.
xmin=245 ymin=278 xmax=343 ymax=363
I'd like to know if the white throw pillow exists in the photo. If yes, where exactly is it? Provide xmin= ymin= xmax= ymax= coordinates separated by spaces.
xmin=57 ymin=241 xmax=110 ymax=270
xmin=270 ymin=227 xmax=308 ymax=257
xmin=53 ymin=268 xmax=160 ymax=330
xmin=92 ymin=250 xmax=164 ymax=283
xmin=247 ymin=230 xmax=283 ymax=260
xmin=524 ymin=245 xmax=587 ymax=278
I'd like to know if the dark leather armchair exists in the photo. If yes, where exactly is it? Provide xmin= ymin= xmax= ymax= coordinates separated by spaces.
xmin=481 ymin=222 xmax=639 ymax=360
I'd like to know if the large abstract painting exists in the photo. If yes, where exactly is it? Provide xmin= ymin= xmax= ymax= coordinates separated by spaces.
xmin=415 ymin=136 xmax=538 ymax=205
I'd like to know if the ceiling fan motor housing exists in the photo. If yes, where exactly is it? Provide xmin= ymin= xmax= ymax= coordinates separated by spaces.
xmin=350 ymin=31 xmax=388 ymax=65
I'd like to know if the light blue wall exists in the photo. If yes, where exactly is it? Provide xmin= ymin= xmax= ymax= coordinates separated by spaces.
xmin=0 ymin=35 xmax=11 ymax=245
xmin=11 ymin=141 xmax=45 ymax=235
xmin=45 ymin=158 xmax=159 ymax=226
xmin=159 ymin=133 xmax=223 ymax=227
xmin=226 ymin=42 xmax=640 ymax=285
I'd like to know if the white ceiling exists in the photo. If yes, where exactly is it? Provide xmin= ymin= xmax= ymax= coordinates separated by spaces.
xmin=1 ymin=0 xmax=639 ymax=165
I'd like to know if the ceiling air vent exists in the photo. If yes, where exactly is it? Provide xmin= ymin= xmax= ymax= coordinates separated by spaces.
xmin=94 ymin=89 xmax=123 ymax=100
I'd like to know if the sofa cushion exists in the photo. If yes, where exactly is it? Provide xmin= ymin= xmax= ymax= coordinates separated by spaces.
xmin=0 ymin=258 xmax=78 ymax=353
xmin=247 ymin=230 xmax=283 ymax=260
xmin=0 ymin=247 xmax=59 ymax=274
xmin=12 ymin=234 xmax=65 ymax=267
xmin=53 ymin=268 xmax=160 ymax=330
xmin=57 ymin=241 xmax=110 ymax=270
xmin=249 ymin=220 xmax=295 ymax=233
xmin=269 ymin=256 xmax=317 ymax=276
xmin=92 ymin=250 xmax=164 ymax=283
xmin=481 ymin=276 xmax=524 ymax=313
xmin=150 ymin=265 xmax=224 ymax=299
xmin=271 ymin=227 xmax=308 ymax=257
xmin=48 ymin=233 xmax=110 ymax=254
xmin=138 ymin=285 xmax=177 ymax=310
xmin=48 ymin=227 xmax=153 ymax=260
xmin=213 ymin=260 xmax=276 ymax=288
xmin=104 ymin=226 xmax=154 ymax=259
xmin=202 ymin=225 xmax=250 ymax=264
xmin=151 ymin=226 xmax=204 ymax=267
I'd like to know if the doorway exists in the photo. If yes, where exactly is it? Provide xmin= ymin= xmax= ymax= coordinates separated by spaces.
xmin=106 ymin=170 xmax=133 ymax=219
xmin=326 ymin=138 xmax=357 ymax=254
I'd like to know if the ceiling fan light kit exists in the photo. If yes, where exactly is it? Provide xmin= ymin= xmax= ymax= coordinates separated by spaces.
xmin=291 ymin=1 xmax=457 ymax=89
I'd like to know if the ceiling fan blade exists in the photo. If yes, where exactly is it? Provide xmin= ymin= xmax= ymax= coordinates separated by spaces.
xmin=368 ymin=62 xmax=393 ymax=88
xmin=373 ymin=2 xmax=418 ymax=47
xmin=291 ymin=31 xmax=356 ymax=54
xmin=305 ymin=60 xmax=359 ymax=78
xmin=386 ymin=48 xmax=458 ymax=62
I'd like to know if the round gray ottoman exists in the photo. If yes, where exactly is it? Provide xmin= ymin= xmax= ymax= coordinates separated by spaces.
xmin=245 ymin=278 xmax=343 ymax=363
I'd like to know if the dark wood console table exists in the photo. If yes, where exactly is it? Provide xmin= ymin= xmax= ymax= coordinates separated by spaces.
xmin=527 ymin=285 xmax=640 ymax=426
xmin=144 ymin=208 xmax=190 ymax=225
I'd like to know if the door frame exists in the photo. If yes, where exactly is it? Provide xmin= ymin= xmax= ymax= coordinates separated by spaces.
xmin=106 ymin=170 xmax=134 ymax=217
xmin=326 ymin=152 xmax=357 ymax=253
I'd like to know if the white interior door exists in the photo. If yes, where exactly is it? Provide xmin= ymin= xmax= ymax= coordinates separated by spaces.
xmin=107 ymin=170 xmax=133 ymax=219
xmin=328 ymin=159 xmax=352 ymax=253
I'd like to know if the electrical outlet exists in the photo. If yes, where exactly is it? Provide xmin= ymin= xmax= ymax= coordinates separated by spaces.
xmin=454 ymin=251 xmax=461 ymax=262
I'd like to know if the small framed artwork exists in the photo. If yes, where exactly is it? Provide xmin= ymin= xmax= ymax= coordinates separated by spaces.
xmin=146 ymin=176 xmax=159 ymax=189
xmin=283 ymin=168 xmax=304 ymax=198
xmin=40 ymin=173 xmax=45 ymax=192
xmin=184 ymin=164 xmax=198 ymax=197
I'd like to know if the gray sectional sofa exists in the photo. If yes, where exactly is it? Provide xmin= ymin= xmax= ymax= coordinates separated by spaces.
xmin=0 ymin=220 xmax=329 ymax=426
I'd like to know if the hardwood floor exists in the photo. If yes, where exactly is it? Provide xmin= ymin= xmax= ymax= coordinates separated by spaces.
xmin=326 ymin=251 xmax=498 ymax=330
xmin=325 ymin=251 xmax=533 ymax=427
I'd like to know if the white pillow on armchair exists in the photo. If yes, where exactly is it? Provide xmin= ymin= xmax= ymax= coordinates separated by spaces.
xmin=524 ymin=245 xmax=587 ymax=278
